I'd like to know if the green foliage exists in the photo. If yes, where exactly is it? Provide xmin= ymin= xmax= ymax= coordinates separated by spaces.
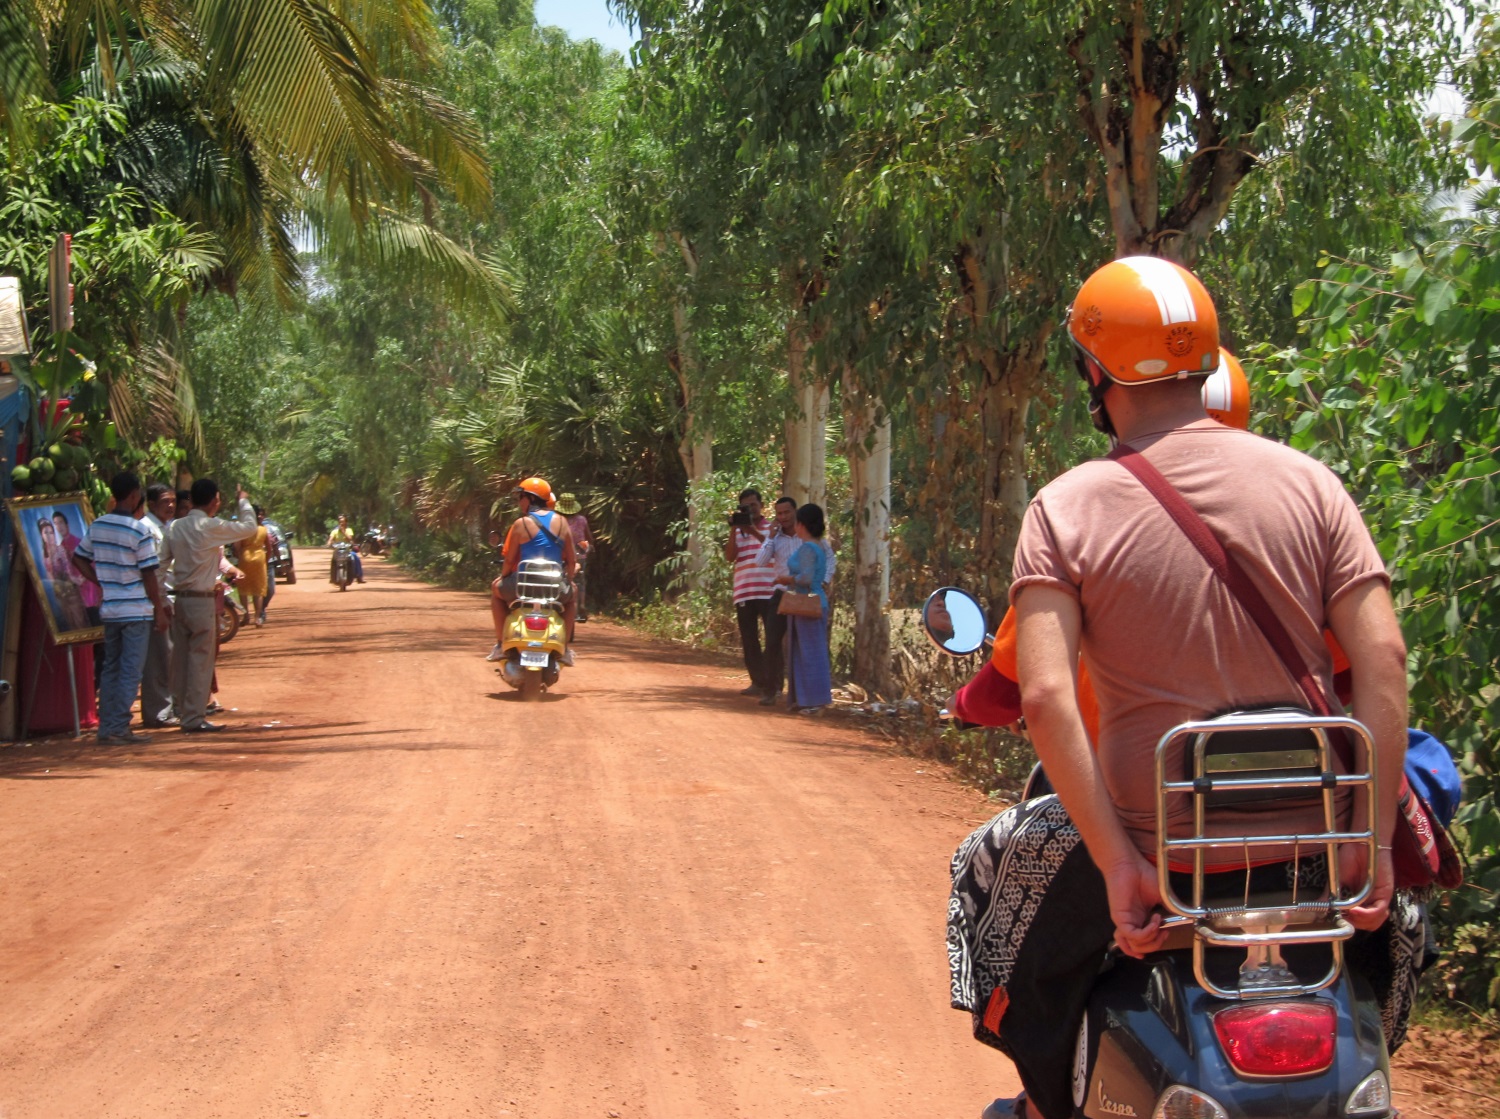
xmin=1258 ymin=82 xmax=1500 ymax=1006
xmin=0 ymin=94 xmax=219 ymax=457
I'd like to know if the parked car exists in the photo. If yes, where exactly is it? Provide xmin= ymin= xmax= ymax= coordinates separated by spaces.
xmin=264 ymin=520 xmax=296 ymax=584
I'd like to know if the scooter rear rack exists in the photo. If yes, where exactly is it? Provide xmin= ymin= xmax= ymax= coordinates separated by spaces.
xmin=514 ymin=559 xmax=565 ymax=606
xmin=1154 ymin=709 xmax=1378 ymax=1000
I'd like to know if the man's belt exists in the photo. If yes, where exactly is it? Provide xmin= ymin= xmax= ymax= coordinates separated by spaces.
xmin=174 ymin=588 xmax=217 ymax=598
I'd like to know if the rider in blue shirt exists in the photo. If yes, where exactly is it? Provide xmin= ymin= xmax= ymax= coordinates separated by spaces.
xmin=486 ymin=477 xmax=578 ymax=665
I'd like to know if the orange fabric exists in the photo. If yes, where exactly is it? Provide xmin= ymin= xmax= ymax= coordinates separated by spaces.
xmin=1325 ymin=629 xmax=1350 ymax=675
xmin=501 ymin=520 xmax=524 ymax=574
xmin=982 ymin=986 xmax=1010 ymax=1034
xmin=989 ymin=605 xmax=1101 ymax=746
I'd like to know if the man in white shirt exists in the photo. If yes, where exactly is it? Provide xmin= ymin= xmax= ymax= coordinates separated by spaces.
xmin=160 ymin=479 xmax=257 ymax=732
xmin=138 ymin=484 xmax=177 ymax=727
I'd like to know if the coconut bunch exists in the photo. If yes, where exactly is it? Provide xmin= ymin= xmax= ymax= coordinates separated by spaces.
xmin=10 ymin=441 xmax=91 ymax=496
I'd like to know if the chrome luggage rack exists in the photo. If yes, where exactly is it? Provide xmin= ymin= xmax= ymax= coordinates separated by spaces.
xmin=1154 ymin=709 xmax=1378 ymax=1000
xmin=515 ymin=558 xmax=565 ymax=606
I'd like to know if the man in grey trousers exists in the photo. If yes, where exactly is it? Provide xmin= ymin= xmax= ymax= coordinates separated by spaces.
xmin=138 ymin=483 xmax=177 ymax=726
xmin=160 ymin=478 xmax=257 ymax=733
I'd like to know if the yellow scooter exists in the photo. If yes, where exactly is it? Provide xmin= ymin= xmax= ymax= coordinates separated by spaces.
xmin=497 ymin=559 xmax=569 ymax=701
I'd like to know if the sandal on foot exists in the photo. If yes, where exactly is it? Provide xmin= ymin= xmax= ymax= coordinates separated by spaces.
xmin=981 ymin=1096 xmax=1031 ymax=1119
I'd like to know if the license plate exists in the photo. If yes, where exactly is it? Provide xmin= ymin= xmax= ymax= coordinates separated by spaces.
xmin=520 ymin=651 xmax=550 ymax=668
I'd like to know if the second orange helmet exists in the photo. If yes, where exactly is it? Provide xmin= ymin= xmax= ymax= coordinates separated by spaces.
xmin=1202 ymin=348 xmax=1251 ymax=430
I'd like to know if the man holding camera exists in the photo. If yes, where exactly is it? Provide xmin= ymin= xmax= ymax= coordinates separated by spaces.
xmin=722 ymin=488 xmax=775 ymax=700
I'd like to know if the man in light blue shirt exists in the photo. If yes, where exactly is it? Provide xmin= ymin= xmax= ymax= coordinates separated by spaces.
xmin=73 ymin=473 xmax=173 ymax=744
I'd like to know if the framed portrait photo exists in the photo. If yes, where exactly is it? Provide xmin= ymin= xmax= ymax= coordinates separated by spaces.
xmin=6 ymin=493 xmax=104 ymax=645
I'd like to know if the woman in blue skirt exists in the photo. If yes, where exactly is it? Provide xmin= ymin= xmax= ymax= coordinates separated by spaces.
xmin=778 ymin=503 xmax=832 ymax=713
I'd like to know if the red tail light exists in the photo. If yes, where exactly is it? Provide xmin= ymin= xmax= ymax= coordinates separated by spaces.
xmin=523 ymin=614 xmax=549 ymax=632
xmin=1213 ymin=1001 xmax=1335 ymax=1078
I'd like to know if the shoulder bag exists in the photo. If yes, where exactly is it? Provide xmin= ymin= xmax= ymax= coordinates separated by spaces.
xmin=1108 ymin=443 xmax=1462 ymax=891
xmin=778 ymin=590 xmax=824 ymax=618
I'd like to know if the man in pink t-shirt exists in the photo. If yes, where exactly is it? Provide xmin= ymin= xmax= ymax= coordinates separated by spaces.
xmin=948 ymin=258 xmax=1417 ymax=1119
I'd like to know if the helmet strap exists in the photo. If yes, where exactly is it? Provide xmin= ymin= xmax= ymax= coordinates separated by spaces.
xmin=1073 ymin=346 xmax=1117 ymax=438
xmin=1086 ymin=377 xmax=1117 ymax=438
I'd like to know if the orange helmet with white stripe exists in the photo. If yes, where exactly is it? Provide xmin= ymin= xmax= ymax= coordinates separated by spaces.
xmin=1067 ymin=256 xmax=1221 ymax=385
xmin=1202 ymin=348 xmax=1251 ymax=430
xmin=514 ymin=476 xmax=554 ymax=506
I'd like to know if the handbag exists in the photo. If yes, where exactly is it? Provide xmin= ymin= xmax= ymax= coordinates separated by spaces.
xmin=777 ymin=589 xmax=824 ymax=618
xmin=1109 ymin=443 xmax=1462 ymax=891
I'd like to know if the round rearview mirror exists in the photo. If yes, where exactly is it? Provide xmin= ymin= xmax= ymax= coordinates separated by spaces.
xmin=922 ymin=587 xmax=988 ymax=657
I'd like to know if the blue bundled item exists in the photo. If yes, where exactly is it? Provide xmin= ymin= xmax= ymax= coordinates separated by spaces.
xmin=1405 ymin=728 xmax=1463 ymax=828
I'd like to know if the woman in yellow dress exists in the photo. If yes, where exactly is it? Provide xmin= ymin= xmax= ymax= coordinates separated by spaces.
xmin=233 ymin=506 xmax=271 ymax=626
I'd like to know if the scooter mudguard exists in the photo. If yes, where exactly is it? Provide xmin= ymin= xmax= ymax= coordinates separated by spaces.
xmin=1078 ymin=950 xmax=1389 ymax=1119
xmin=500 ymin=604 xmax=567 ymax=687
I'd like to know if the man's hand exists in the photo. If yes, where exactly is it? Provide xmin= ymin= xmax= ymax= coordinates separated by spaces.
xmin=236 ymin=485 xmax=249 ymax=502
xmin=1339 ymin=844 xmax=1394 ymax=930
xmin=154 ymin=600 xmax=173 ymax=633
xmin=1103 ymin=852 xmax=1169 ymax=958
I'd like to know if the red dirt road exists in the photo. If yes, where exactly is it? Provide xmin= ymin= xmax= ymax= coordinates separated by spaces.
xmin=0 ymin=552 xmax=1013 ymax=1119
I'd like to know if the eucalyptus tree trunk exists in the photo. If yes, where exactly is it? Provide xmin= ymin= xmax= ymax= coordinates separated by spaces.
xmin=659 ymin=231 xmax=713 ymax=586
xmin=954 ymin=237 xmax=1047 ymax=621
xmin=781 ymin=268 xmax=829 ymax=508
xmin=782 ymin=311 xmax=829 ymax=508
xmin=842 ymin=364 xmax=891 ymax=695
xmin=976 ymin=347 xmax=1041 ymax=618
xmin=1068 ymin=6 xmax=1256 ymax=264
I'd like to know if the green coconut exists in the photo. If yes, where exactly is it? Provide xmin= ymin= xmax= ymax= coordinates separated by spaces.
xmin=53 ymin=468 xmax=79 ymax=490
xmin=46 ymin=443 xmax=66 ymax=461
xmin=29 ymin=456 xmax=55 ymax=482
xmin=10 ymin=465 xmax=32 ymax=490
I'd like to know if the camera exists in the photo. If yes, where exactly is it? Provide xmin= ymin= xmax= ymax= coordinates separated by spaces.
xmin=728 ymin=504 xmax=753 ymax=527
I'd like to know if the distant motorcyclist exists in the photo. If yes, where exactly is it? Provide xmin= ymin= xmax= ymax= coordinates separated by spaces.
xmin=326 ymin=515 xmax=364 ymax=584
xmin=486 ymin=477 xmax=578 ymax=666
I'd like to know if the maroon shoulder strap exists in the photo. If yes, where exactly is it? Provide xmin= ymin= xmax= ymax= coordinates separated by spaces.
xmin=1107 ymin=443 xmax=1333 ymax=718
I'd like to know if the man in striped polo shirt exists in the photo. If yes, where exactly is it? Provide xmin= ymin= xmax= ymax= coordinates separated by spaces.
xmin=72 ymin=472 xmax=173 ymax=745
xmin=721 ymin=488 xmax=775 ymax=699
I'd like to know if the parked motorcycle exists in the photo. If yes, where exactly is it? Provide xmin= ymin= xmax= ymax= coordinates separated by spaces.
xmin=922 ymin=587 xmax=1394 ymax=1119
xmin=495 ymin=558 xmax=569 ymax=701
xmin=360 ymin=525 xmax=387 ymax=556
xmin=217 ymin=574 xmax=249 ymax=644
xmin=331 ymin=542 xmax=356 ymax=591
xmin=265 ymin=519 xmax=296 ymax=583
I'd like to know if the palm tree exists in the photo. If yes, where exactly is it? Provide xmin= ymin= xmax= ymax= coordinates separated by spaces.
xmin=4 ymin=0 xmax=501 ymax=301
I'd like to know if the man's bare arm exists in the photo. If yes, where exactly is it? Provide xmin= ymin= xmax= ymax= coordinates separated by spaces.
xmin=559 ymin=520 xmax=577 ymax=580
xmin=1327 ymin=578 xmax=1408 ymax=928
xmin=1016 ymin=584 xmax=1167 ymax=957
xmin=141 ymin=567 xmax=172 ymax=630
xmin=72 ymin=554 xmax=99 ymax=587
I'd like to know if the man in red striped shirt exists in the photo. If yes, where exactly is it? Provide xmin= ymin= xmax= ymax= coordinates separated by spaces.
xmin=722 ymin=488 xmax=776 ymax=699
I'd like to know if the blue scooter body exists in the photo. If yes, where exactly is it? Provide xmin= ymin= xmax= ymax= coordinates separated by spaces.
xmin=1074 ymin=948 xmax=1390 ymax=1119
